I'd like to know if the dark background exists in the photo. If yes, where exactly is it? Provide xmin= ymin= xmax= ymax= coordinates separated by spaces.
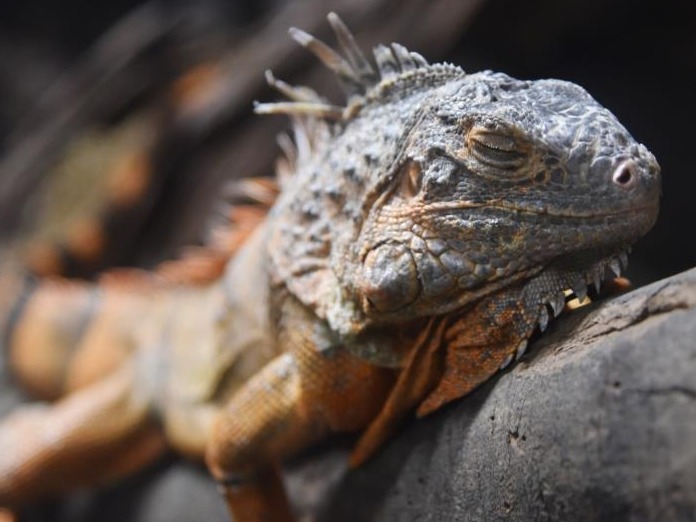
xmin=0 ymin=0 xmax=693 ymax=284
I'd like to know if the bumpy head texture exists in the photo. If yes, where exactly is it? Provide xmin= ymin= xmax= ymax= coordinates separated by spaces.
xmin=259 ymin=13 xmax=661 ymax=335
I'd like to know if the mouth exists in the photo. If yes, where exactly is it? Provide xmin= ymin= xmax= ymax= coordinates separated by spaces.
xmin=421 ymin=199 xmax=657 ymax=220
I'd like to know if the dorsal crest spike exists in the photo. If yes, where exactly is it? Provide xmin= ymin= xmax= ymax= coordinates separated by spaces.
xmin=288 ymin=26 xmax=365 ymax=97
xmin=373 ymin=44 xmax=400 ymax=79
xmin=409 ymin=51 xmax=429 ymax=68
xmin=258 ymin=15 xmax=455 ymax=121
xmin=263 ymin=70 xmax=322 ymax=103
xmin=254 ymin=100 xmax=343 ymax=120
xmin=327 ymin=12 xmax=378 ymax=86
xmin=390 ymin=43 xmax=418 ymax=72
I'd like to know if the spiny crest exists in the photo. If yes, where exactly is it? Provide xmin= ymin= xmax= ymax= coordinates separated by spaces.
xmin=99 ymin=178 xmax=277 ymax=289
xmin=254 ymin=12 xmax=431 ymax=120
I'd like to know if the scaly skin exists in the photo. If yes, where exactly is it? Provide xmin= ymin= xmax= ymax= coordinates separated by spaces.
xmin=0 ymin=13 xmax=660 ymax=521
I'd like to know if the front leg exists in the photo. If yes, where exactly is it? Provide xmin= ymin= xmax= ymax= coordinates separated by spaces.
xmin=205 ymin=353 xmax=310 ymax=522
xmin=206 ymin=328 xmax=394 ymax=521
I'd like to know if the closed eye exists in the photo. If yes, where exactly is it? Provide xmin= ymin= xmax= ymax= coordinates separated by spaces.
xmin=469 ymin=130 xmax=527 ymax=170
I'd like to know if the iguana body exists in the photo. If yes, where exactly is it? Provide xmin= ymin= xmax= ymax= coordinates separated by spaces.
xmin=0 ymin=14 xmax=660 ymax=521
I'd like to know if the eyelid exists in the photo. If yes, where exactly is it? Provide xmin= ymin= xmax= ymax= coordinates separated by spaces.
xmin=466 ymin=125 xmax=531 ymax=171
xmin=469 ymin=130 xmax=518 ymax=153
xmin=469 ymin=139 xmax=527 ymax=171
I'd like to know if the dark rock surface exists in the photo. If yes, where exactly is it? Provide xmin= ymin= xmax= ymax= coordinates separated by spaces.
xmin=312 ymin=268 xmax=696 ymax=522
xmin=2 ymin=268 xmax=695 ymax=521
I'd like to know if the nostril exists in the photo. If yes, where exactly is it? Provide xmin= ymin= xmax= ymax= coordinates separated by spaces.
xmin=612 ymin=160 xmax=637 ymax=188
xmin=614 ymin=167 xmax=632 ymax=185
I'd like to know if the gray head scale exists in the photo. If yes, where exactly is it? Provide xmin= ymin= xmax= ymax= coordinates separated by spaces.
xmin=353 ymin=70 xmax=661 ymax=319
xmin=259 ymin=14 xmax=660 ymax=332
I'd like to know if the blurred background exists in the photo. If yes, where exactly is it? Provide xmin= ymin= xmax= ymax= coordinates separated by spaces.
xmin=0 ymin=0 xmax=694 ymax=283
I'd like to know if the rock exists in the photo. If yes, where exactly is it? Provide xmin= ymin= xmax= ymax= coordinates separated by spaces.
xmin=310 ymin=267 xmax=696 ymax=522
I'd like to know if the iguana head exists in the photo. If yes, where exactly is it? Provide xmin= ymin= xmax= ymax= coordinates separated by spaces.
xmin=354 ymin=72 xmax=660 ymax=318
xmin=260 ymin=14 xmax=660 ymax=333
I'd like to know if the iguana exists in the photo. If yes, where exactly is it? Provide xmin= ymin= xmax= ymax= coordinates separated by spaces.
xmin=0 ymin=13 xmax=660 ymax=522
